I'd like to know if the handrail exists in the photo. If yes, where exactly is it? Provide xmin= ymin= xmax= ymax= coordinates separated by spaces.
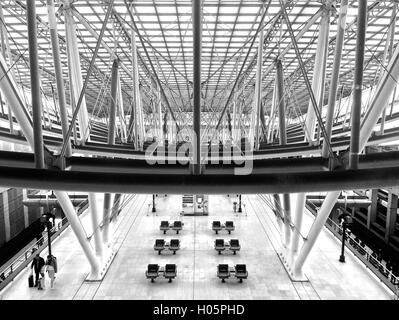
xmin=0 ymin=198 xmax=89 ymax=292
xmin=306 ymin=201 xmax=399 ymax=296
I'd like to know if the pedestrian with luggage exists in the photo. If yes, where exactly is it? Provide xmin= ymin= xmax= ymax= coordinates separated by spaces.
xmin=37 ymin=265 xmax=45 ymax=290
xmin=30 ymin=251 xmax=45 ymax=287
xmin=45 ymin=255 xmax=57 ymax=289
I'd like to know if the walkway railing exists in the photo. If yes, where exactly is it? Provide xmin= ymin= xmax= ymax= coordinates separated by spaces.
xmin=0 ymin=199 xmax=89 ymax=292
xmin=306 ymin=201 xmax=399 ymax=295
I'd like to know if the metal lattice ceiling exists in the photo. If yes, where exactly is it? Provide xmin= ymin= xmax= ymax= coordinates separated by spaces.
xmin=0 ymin=0 xmax=398 ymax=125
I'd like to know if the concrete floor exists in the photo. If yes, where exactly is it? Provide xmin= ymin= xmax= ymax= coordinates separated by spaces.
xmin=0 ymin=194 xmax=393 ymax=300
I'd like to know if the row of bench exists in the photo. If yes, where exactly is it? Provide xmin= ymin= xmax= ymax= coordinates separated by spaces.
xmin=153 ymin=239 xmax=241 ymax=255
xmin=217 ymin=264 xmax=248 ymax=283
xmin=159 ymin=220 xmax=236 ymax=235
xmin=212 ymin=221 xmax=235 ymax=234
xmin=215 ymin=239 xmax=240 ymax=255
xmin=160 ymin=221 xmax=183 ymax=234
xmin=154 ymin=239 xmax=180 ymax=255
xmin=145 ymin=264 xmax=177 ymax=283
xmin=145 ymin=264 xmax=248 ymax=283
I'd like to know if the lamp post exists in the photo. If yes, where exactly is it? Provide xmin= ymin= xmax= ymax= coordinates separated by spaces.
xmin=152 ymin=194 xmax=156 ymax=213
xmin=338 ymin=209 xmax=352 ymax=263
xmin=40 ymin=211 xmax=55 ymax=257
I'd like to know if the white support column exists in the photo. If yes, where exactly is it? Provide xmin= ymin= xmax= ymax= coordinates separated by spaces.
xmin=267 ymin=76 xmax=278 ymax=142
xmin=157 ymin=84 xmax=163 ymax=144
xmin=63 ymin=1 xmax=90 ymax=144
xmin=293 ymin=191 xmax=340 ymax=278
xmin=88 ymin=193 xmax=103 ymax=259
xmin=47 ymin=0 xmax=72 ymax=156
xmin=249 ymin=28 xmax=264 ymax=150
xmin=322 ymin=0 xmax=348 ymax=158
xmin=304 ymin=6 xmax=331 ymax=143
xmin=131 ymin=28 xmax=145 ymax=150
xmin=273 ymin=194 xmax=285 ymax=246
xmin=117 ymin=73 xmax=127 ymax=144
xmin=294 ymin=26 xmax=399 ymax=278
xmin=54 ymin=191 xmax=100 ymax=279
xmin=289 ymin=193 xmax=306 ymax=267
xmin=232 ymin=91 xmax=238 ymax=144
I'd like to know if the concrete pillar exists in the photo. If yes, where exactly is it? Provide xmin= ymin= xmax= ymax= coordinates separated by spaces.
xmin=386 ymin=190 xmax=398 ymax=243
xmin=367 ymin=189 xmax=378 ymax=229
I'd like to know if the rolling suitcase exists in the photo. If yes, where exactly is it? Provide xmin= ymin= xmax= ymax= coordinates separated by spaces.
xmin=28 ymin=274 xmax=34 ymax=288
xmin=38 ymin=277 xmax=44 ymax=290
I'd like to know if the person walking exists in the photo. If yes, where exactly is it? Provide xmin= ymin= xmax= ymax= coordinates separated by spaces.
xmin=45 ymin=255 xmax=57 ymax=289
xmin=38 ymin=264 xmax=45 ymax=290
xmin=30 ymin=251 xmax=45 ymax=287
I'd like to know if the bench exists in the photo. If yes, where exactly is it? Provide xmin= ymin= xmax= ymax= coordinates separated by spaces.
xmin=229 ymin=239 xmax=241 ymax=254
xmin=160 ymin=221 xmax=170 ymax=234
xmin=212 ymin=221 xmax=223 ymax=234
xmin=217 ymin=264 xmax=248 ymax=283
xmin=217 ymin=264 xmax=230 ymax=283
xmin=215 ymin=239 xmax=226 ymax=255
xmin=225 ymin=221 xmax=235 ymax=234
xmin=234 ymin=264 xmax=248 ymax=283
xmin=154 ymin=239 xmax=166 ymax=255
xmin=172 ymin=221 xmax=183 ymax=234
xmin=160 ymin=221 xmax=184 ymax=234
xmin=153 ymin=239 xmax=181 ymax=255
xmin=164 ymin=264 xmax=177 ymax=283
xmin=214 ymin=239 xmax=241 ymax=255
xmin=145 ymin=264 xmax=177 ymax=283
xmin=145 ymin=264 xmax=160 ymax=283
xmin=212 ymin=221 xmax=235 ymax=234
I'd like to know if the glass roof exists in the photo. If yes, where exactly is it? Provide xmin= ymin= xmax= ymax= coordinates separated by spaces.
xmin=0 ymin=0 xmax=397 ymax=125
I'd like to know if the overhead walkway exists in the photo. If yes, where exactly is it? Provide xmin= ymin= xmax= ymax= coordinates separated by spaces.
xmin=0 ymin=195 xmax=392 ymax=300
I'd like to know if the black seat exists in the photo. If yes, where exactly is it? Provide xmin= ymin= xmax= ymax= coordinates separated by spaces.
xmin=234 ymin=264 xmax=248 ymax=283
xmin=225 ymin=221 xmax=235 ymax=234
xmin=169 ymin=239 xmax=180 ymax=254
xmin=172 ymin=221 xmax=183 ymax=234
xmin=212 ymin=221 xmax=222 ymax=234
xmin=154 ymin=239 xmax=165 ymax=255
xmin=164 ymin=264 xmax=177 ymax=283
xmin=229 ymin=239 xmax=241 ymax=255
xmin=146 ymin=264 xmax=160 ymax=282
xmin=160 ymin=221 xmax=170 ymax=234
xmin=379 ymin=265 xmax=389 ymax=278
xmin=217 ymin=264 xmax=230 ymax=283
xmin=214 ymin=239 xmax=226 ymax=255
xmin=356 ymin=241 xmax=366 ymax=255
xmin=370 ymin=253 xmax=379 ymax=268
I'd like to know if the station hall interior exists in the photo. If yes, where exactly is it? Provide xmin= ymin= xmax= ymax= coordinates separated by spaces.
xmin=0 ymin=0 xmax=398 ymax=301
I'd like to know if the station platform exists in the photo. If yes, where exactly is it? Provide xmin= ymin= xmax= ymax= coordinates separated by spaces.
xmin=0 ymin=195 xmax=393 ymax=300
